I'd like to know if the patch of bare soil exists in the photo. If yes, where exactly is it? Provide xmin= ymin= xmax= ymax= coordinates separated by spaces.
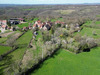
xmin=0 ymin=32 xmax=14 ymax=37
xmin=21 ymin=49 xmax=33 ymax=68
xmin=12 ymin=33 xmax=21 ymax=40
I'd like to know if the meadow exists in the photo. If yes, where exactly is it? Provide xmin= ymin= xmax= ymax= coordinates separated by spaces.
xmin=0 ymin=46 xmax=12 ymax=55
xmin=0 ymin=30 xmax=33 ymax=74
xmin=29 ymin=20 xmax=100 ymax=75
xmin=30 ymin=47 xmax=100 ymax=75
xmin=17 ymin=23 xmax=29 ymax=28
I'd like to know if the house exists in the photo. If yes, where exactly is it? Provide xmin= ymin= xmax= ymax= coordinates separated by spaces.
xmin=18 ymin=18 xmax=25 ymax=23
xmin=8 ymin=18 xmax=19 ymax=25
xmin=23 ymin=27 xmax=29 ymax=31
xmin=8 ymin=18 xmax=25 ymax=25
xmin=10 ymin=26 xmax=16 ymax=31
xmin=33 ymin=20 xmax=52 ymax=30
xmin=0 ymin=20 xmax=7 ymax=25
xmin=55 ymin=21 xmax=65 ymax=25
xmin=28 ymin=26 xmax=32 ymax=29
xmin=0 ymin=20 xmax=8 ymax=33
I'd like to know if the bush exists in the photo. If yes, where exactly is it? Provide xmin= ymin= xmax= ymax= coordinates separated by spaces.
xmin=79 ymin=40 xmax=88 ymax=52
xmin=67 ymin=44 xmax=75 ymax=52
xmin=54 ymin=28 xmax=68 ymax=38
xmin=56 ymin=24 xmax=61 ymax=27
xmin=42 ymin=31 xmax=51 ymax=42
xmin=61 ymin=39 xmax=67 ymax=48
xmin=96 ymin=39 xmax=100 ymax=46
xmin=74 ymin=34 xmax=81 ymax=42
xmin=86 ymin=38 xmax=97 ymax=48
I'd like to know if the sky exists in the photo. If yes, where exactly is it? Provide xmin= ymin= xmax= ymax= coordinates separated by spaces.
xmin=0 ymin=0 xmax=100 ymax=4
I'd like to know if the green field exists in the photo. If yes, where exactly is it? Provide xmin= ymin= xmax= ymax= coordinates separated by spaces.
xmin=0 ymin=37 xmax=7 ymax=43
xmin=0 ymin=30 xmax=33 ymax=75
xmin=30 ymin=20 xmax=100 ymax=75
xmin=8 ymin=30 xmax=33 ymax=60
xmin=75 ymin=21 xmax=100 ymax=39
xmin=76 ymin=27 xmax=100 ymax=39
xmin=0 ymin=46 xmax=12 ymax=55
xmin=30 ymin=47 xmax=100 ymax=75
xmin=17 ymin=23 xmax=29 ymax=28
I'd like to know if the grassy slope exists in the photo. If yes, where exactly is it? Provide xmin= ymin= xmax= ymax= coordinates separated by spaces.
xmin=17 ymin=18 xmax=39 ymax=28
xmin=75 ymin=21 xmax=100 ymax=39
xmin=77 ymin=27 xmax=100 ymax=39
xmin=0 ymin=31 xmax=22 ymax=55
xmin=30 ymin=47 xmax=100 ymax=75
xmin=17 ymin=23 xmax=29 ymax=28
xmin=30 ymin=20 xmax=100 ymax=75
xmin=0 ymin=37 xmax=7 ymax=43
xmin=8 ymin=30 xmax=33 ymax=61
xmin=0 ymin=46 xmax=12 ymax=55
xmin=0 ymin=30 xmax=33 ymax=74
xmin=0 ymin=31 xmax=22 ymax=44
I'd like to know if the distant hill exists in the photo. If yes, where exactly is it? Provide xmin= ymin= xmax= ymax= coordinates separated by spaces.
xmin=0 ymin=3 xmax=100 ymax=7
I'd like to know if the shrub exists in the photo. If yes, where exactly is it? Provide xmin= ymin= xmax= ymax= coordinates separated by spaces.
xmin=86 ymin=37 xmax=97 ymax=48
xmin=79 ymin=40 xmax=88 ymax=52
xmin=61 ymin=39 xmax=67 ymax=48
xmin=67 ymin=44 xmax=75 ymax=52
xmin=54 ymin=28 xmax=68 ymax=38
xmin=96 ymin=39 xmax=100 ymax=46
xmin=42 ymin=31 xmax=51 ymax=42
xmin=67 ymin=37 xmax=75 ymax=44
xmin=92 ymin=30 xmax=97 ymax=36
xmin=74 ymin=34 xmax=81 ymax=42
xmin=56 ymin=24 xmax=61 ymax=27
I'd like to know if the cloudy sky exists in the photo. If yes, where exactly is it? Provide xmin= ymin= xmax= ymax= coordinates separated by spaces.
xmin=0 ymin=0 xmax=100 ymax=4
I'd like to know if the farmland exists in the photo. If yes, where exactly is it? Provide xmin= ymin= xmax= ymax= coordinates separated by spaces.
xmin=0 ymin=4 xmax=100 ymax=75
xmin=29 ymin=20 xmax=100 ymax=75
xmin=0 ymin=46 xmax=12 ymax=55
xmin=30 ymin=47 xmax=100 ymax=75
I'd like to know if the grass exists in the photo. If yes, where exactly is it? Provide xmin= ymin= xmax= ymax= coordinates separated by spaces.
xmin=83 ymin=21 xmax=100 ymax=29
xmin=54 ymin=10 xmax=75 ymax=15
xmin=8 ymin=30 xmax=33 ymax=60
xmin=28 ymin=18 xmax=39 ymax=24
xmin=0 ymin=46 xmax=12 ymax=55
xmin=30 ymin=47 xmax=100 ymax=75
xmin=95 ymin=21 xmax=100 ymax=24
xmin=0 ymin=30 xmax=33 ymax=74
xmin=75 ymin=27 xmax=100 ymax=39
xmin=51 ymin=18 xmax=63 ymax=22
xmin=24 ymin=8 xmax=37 ymax=10
xmin=33 ymin=31 xmax=43 ymax=55
xmin=30 ymin=20 xmax=100 ymax=75
xmin=17 ymin=23 xmax=29 ymax=28
xmin=0 ymin=31 xmax=22 ymax=44
xmin=75 ymin=20 xmax=100 ymax=39
xmin=96 ymin=15 xmax=100 ymax=17
xmin=0 ymin=37 xmax=7 ymax=43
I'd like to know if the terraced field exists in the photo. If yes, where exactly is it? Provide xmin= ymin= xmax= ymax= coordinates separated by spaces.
xmin=0 ymin=30 xmax=33 ymax=75
xmin=0 ymin=46 xmax=12 ymax=55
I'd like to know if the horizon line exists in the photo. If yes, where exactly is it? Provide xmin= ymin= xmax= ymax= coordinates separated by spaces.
xmin=0 ymin=3 xmax=100 ymax=5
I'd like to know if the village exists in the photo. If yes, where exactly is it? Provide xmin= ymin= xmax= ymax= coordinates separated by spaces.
xmin=1 ymin=2 xmax=100 ymax=75
xmin=0 ymin=17 xmax=81 ymax=35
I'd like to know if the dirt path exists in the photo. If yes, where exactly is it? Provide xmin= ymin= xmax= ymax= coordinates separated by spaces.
xmin=12 ymin=33 xmax=21 ymax=40
xmin=21 ymin=49 xmax=33 ymax=69
xmin=0 ymin=32 xmax=14 ymax=37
